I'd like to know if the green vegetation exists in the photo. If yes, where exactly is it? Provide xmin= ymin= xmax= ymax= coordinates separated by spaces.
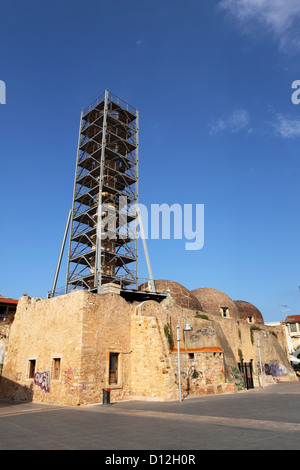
xmin=250 ymin=325 xmax=262 ymax=344
xmin=164 ymin=322 xmax=174 ymax=350
xmin=194 ymin=313 xmax=213 ymax=321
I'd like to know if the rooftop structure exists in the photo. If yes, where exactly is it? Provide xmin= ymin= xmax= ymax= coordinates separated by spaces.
xmin=285 ymin=315 xmax=300 ymax=352
xmin=191 ymin=287 xmax=264 ymax=323
xmin=0 ymin=297 xmax=18 ymax=323
xmin=191 ymin=287 xmax=240 ymax=320
xmin=141 ymin=280 xmax=202 ymax=311
xmin=234 ymin=300 xmax=264 ymax=324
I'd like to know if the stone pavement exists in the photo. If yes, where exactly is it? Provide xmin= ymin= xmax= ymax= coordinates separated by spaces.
xmin=1 ymin=382 xmax=300 ymax=450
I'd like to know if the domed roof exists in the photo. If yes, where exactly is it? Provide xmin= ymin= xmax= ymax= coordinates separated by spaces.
xmin=234 ymin=300 xmax=264 ymax=324
xmin=191 ymin=287 xmax=240 ymax=320
xmin=139 ymin=280 xmax=201 ymax=311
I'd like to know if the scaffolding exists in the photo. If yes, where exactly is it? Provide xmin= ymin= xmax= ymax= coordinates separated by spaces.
xmin=65 ymin=90 xmax=139 ymax=294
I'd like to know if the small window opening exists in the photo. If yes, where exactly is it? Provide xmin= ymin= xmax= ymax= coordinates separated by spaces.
xmin=109 ymin=352 xmax=119 ymax=385
xmin=0 ymin=306 xmax=6 ymax=319
xmin=221 ymin=307 xmax=229 ymax=318
xmin=28 ymin=359 xmax=36 ymax=379
xmin=52 ymin=358 xmax=61 ymax=380
xmin=248 ymin=316 xmax=254 ymax=323
xmin=188 ymin=353 xmax=194 ymax=359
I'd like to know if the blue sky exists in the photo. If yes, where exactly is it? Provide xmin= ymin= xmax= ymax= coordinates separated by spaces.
xmin=1 ymin=0 xmax=300 ymax=322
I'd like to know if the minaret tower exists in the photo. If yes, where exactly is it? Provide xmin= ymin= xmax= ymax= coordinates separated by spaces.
xmin=65 ymin=90 xmax=139 ymax=294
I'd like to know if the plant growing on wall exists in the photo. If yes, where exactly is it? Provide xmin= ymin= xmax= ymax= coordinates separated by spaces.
xmin=164 ymin=322 xmax=174 ymax=350
xmin=231 ymin=367 xmax=245 ymax=391
xmin=238 ymin=348 xmax=244 ymax=363
xmin=250 ymin=325 xmax=262 ymax=344
xmin=194 ymin=313 xmax=212 ymax=321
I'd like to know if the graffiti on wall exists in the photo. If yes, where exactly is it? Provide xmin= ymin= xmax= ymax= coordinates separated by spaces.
xmin=177 ymin=353 xmax=225 ymax=394
xmin=34 ymin=371 xmax=50 ymax=393
xmin=189 ymin=327 xmax=215 ymax=343
xmin=63 ymin=367 xmax=76 ymax=395
xmin=81 ymin=380 xmax=90 ymax=393
xmin=231 ymin=367 xmax=245 ymax=391
xmin=264 ymin=361 xmax=288 ymax=377
xmin=15 ymin=372 xmax=21 ymax=381
xmin=189 ymin=366 xmax=202 ymax=380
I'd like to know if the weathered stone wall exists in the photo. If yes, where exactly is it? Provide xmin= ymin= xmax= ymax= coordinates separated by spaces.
xmin=0 ymin=290 xmax=296 ymax=407
xmin=216 ymin=317 xmax=293 ymax=382
xmin=169 ymin=350 xmax=236 ymax=396
xmin=0 ymin=291 xmax=85 ymax=405
xmin=135 ymin=297 xmax=296 ymax=386
xmin=0 ymin=321 xmax=11 ymax=375
xmin=133 ymin=300 xmax=244 ymax=393
xmin=0 ymin=291 xmax=134 ymax=406
xmin=79 ymin=291 xmax=132 ymax=404
xmin=130 ymin=313 xmax=177 ymax=399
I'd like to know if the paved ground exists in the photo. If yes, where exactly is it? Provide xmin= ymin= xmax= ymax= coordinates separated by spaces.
xmin=1 ymin=382 xmax=300 ymax=451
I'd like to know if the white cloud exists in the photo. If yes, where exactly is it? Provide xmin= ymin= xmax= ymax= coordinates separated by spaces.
xmin=210 ymin=107 xmax=300 ymax=139
xmin=210 ymin=109 xmax=251 ymax=134
xmin=271 ymin=114 xmax=300 ymax=138
xmin=219 ymin=0 xmax=300 ymax=51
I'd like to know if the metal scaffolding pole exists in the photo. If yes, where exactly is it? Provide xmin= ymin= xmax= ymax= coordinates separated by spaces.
xmin=49 ymin=209 xmax=72 ymax=298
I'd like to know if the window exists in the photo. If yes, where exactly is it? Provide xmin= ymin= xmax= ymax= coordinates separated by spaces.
xmin=290 ymin=323 xmax=297 ymax=333
xmin=28 ymin=359 xmax=36 ymax=379
xmin=221 ymin=307 xmax=229 ymax=318
xmin=248 ymin=316 xmax=254 ymax=323
xmin=188 ymin=353 xmax=194 ymax=359
xmin=0 ymin=306 xmax=6 ymax=319
xmin=109 ymin=353 xmax=119 ymax=385
xmin=52 ymin=358 xmax=61 ymax=380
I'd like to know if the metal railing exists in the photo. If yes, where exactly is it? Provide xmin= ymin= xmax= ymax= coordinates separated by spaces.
xmin=82 ymin=91 xmax=137 ymax=118
xmin=48 ymin=278 xmax=169 ymax=299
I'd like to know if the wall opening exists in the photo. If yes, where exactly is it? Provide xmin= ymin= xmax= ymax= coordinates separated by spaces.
xmin=52 ymin=358 xmax=61 ymax=380
xmin=109 ymin=352 xmax=119 ymax=385
xmin=221 ymin=307 xmax=229 ymax=318
xmin=28 ymin=359 xmax=36 ymax=379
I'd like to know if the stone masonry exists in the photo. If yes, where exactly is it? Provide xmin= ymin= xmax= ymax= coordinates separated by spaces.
xmin=0 ymin=286 xmax=296 ymax=406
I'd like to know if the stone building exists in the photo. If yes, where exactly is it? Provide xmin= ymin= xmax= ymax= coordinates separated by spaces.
xmin=285 ymin=315 xmax=300 ymax=352
xmin=0 ymin=282 xmax=296 ymax=406
xmin=0 ymin=295 xmax=18 ymax=321
xmin=0 ymin=296 xmax=18 ymax=376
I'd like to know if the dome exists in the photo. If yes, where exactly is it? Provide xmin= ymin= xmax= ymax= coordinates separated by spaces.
xmin=191 ymin=287 xmax=240 ymax=320
xmin=234 ymin=300 xmax=264 ymax=324
xmin=139 ymin=280 xmax=201 ymax=311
